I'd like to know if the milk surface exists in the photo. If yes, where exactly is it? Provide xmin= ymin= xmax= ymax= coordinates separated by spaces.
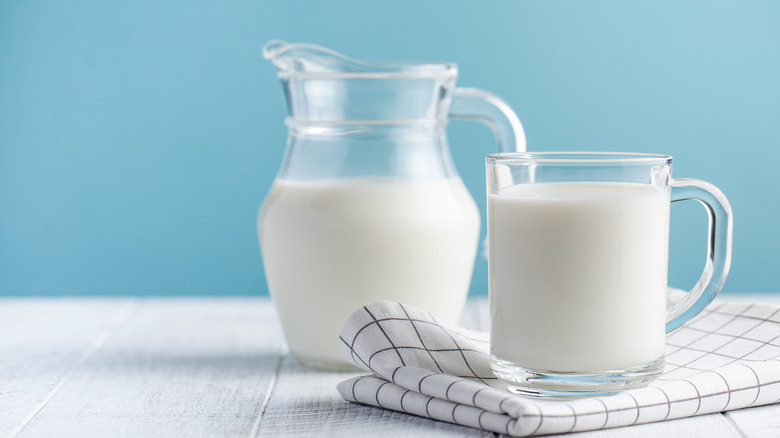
xmin=259 ymin=178 xmax=479 ymax=368
xmin=488 ymin=182 xmax=669 ymax=372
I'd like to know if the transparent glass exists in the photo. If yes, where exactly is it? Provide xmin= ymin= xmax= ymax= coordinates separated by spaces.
xmin=258 ymin=41 xmax=526 ymax=370
xmin=486 ymin=152 xmax=732 ymax=397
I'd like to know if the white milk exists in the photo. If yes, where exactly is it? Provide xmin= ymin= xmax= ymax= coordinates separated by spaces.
xmin=259 ymin=178 xmax=479 ymax=368
xmin=488 ymin=182 xmax=669 ymax=372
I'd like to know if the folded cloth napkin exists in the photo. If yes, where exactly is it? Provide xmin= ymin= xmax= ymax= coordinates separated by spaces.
xmin=337 ymin=300 xmax=780 ymax=436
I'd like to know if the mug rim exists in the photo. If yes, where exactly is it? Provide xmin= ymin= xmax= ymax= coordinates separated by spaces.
xmin=486 ymin=151 xmax=672 ymax=164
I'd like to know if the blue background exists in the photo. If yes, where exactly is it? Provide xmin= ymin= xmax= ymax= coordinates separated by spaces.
xmin=1 ymin=1 xmax=778 ymax=296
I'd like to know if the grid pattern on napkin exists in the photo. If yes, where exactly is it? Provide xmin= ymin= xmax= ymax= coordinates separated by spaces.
xmin=339 ymin=303 xmax=497 ymax=385
xmin=662 ymin=301 xmax=780 ymax=378
xmin=337 ymin=300 xmax=780 ymax=437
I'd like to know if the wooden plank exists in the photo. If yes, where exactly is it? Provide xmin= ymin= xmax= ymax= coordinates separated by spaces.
xmin=14 ymin=298 xmax=285 ymax=438
xmin=4 ymin=296 xmax=778 ymax=437
xmin=256 ymin=302 xmax=492 ymax=437
xmin=719 ymin=293 xmax=780 ymax=306
xmin=0 ymin=298 xmax=135 ymax=436
xmin=256 ymin=354 xmax=495 ymax=438
xmin=725 ymin=404 xmax=780 ymax=438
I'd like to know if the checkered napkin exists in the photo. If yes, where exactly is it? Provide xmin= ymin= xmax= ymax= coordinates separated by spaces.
xmin=337 ymin=300 xmax=780 ymax=436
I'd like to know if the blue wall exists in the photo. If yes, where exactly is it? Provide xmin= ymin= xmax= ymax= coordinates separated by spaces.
xmin=1 ymin=1 xmax=778 ymax=295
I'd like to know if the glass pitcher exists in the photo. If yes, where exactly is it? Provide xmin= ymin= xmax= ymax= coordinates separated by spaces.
xmin=258 ymin=40 xmax=526 ymax=369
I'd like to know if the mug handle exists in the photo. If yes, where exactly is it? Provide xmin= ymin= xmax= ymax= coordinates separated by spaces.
xmin=448 ymin=87 xmax=526 ymax=152
xmin=666 ymin=179 xmax=734 ymax=332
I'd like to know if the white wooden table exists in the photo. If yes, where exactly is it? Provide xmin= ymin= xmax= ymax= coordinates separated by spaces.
xmin=2 ymin=294 xmax=779 ymax=437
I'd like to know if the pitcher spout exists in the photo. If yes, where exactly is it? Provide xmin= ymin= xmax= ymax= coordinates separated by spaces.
xmin=262 ymin=40 xmax=461 ymax=122
xmin=262 ymin=40 xmax=456 ymax=78
xmin=262 ymin=40 xmax=390 ymax=75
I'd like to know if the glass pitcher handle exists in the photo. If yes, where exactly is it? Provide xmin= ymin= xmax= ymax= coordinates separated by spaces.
xmin=448 ymin=88 xmax=526 ymax=152
xmin=448 ymin=88 xmax=525 ymax=260
xmin=666 ymin=178 xmax=733 ymax=332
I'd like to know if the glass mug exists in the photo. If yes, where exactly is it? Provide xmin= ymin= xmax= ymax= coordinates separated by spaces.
xmin=486 ymin=152 xmax=732 ymax=397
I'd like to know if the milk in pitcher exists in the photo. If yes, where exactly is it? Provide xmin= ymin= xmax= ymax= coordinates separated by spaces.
xmin=259 ymin=178 xmax=479 ymax=368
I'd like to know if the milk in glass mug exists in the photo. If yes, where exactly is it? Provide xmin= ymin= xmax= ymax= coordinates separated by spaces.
xmin=486 ymin=152 xmax=732 ymax=397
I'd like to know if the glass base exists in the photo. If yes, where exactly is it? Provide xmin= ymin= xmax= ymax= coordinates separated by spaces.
xmin=491 ymin=356 xmax=664 ymax=399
